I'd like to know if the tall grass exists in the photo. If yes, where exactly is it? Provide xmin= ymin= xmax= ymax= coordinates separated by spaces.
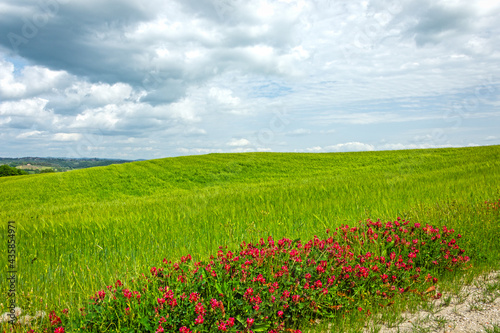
xmin=1 ymin=146 xmax=499 ymax=315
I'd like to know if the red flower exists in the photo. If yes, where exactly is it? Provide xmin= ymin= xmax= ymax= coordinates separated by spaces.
xmin=97 ymin=290 xmax=106 ymax=300
xmin=247 ymin=318 xmax=254 ymax=327
xmin=210 ymin=298 xmax=220 ymax=310
xmin=170 ymin=298 xmax=178 ymax=307
xmin=245 ymin=287 xmax=254 ymax=296
xmin=218 ymin=321 xmax=228 ymax=331
xmin=189 ymin=292 xmax=200 ymax=303
xmin=278 ymin=310 xmax=284 ymax=318
xmin=194 ymin=315 xmax=204 ymax=325
xmin=54 ymin=328 xmax=65 ymax=333
xmin=195 ymin=302 xmax=206 ymax=315
xmin=49 ymin=311 xmax=62 ymax=326
xmin=123 ymin=289 xmax=132 ymax=299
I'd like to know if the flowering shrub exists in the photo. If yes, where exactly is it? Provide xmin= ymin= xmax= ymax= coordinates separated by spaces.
xmin=40 ymin=218 xmax=470 ymax=332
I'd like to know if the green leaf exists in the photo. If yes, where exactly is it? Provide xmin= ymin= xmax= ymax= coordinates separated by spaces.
xmin=236 ymin=315 xmax=245 ymax=326
xmin=252 ymin=321 xmax=270 ymax=332
xmin=215 ymin=283 xmax=223 ymax=295
xmin=139 ymin=317 xmax=152 ymax=330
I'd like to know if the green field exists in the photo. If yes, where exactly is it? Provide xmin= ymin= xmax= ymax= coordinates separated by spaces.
xmin=1 ymin=146 xmax=500 ymax=318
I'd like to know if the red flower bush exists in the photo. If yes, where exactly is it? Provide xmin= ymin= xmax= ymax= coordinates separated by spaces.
xmin=45 ymin=217 xmax=472 ymax=332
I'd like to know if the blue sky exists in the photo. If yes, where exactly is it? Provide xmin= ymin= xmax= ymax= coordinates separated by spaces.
xmin=0 ymin=0 xmax=499 ymax=159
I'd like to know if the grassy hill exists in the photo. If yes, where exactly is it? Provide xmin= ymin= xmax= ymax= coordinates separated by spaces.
xmin=1 ymin=146 xmax=500 ymax=312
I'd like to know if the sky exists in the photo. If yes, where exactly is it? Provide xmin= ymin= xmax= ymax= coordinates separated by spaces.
xmin=0 ymin=0 xmax=499 ymax=160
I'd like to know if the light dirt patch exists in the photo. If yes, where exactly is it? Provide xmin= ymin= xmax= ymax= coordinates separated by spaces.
xmin=365 ymin=271 xmax=500 ymax=333
xmin=16 ymin=165 xmax=51 ymax=170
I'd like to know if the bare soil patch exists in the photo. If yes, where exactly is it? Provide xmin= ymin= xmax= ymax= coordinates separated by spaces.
xmin=366 ymin=271 xmax=500 ymax=333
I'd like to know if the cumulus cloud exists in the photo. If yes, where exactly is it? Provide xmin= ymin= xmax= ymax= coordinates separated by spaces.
xmin=0 ymin=59 xmax=25 ymax=98
xmin=0 ymin=0 xmax=499 ymax=159
xmin=0 ymin=97 xmax=56 ymax=123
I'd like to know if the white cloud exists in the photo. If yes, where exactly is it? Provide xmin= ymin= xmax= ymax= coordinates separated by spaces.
xmin=209 ymin=87 xmax=241 ymax=106
xmin=378 ymin=143 xmax=455 ymax=150
xmin=227 ymin=138 xmax=251 ymax=147
xmin=0 ymin=0 xmax=499 ymax=158
xmin=167 ymin=98 xmax=202 ymax=122
xmin=305 ymin=146 xmax=323 ymax=152
xmin=72 ymin=105 xmax=121 ymax=130
xmin=62 ymin=81 xmax=138 ymax=109
xmin=177 ymin=147 xmax=223 ymax=155
xmin=0 ymin=98 xmax=55 ymax=120
xmin=86 ymin=82 xmax=134 ymax=105
xmin=16 ymin=130 xmax=43 ymax=139
xmin=0 ymin=60 xmax=26 ymax=98
xmin=0 ymin=60 xmax=71 ymax=99
xmin=307 ymin=142 xmax=375 ymax=152
xmin=286 ymin=128 xmax=311 ymax=136
xmin=53 ymin=133 xmax=83 ymax=141
xmin=327 ymin=142 xmax=375 ymax=152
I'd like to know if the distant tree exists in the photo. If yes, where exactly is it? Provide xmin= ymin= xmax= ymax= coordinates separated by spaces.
xmin=40 ymin=169 xmax=56 ymax=173
xmin=0 ymin=165 xmax=28 ymax=177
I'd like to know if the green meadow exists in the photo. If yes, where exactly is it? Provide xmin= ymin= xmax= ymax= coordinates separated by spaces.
xmin=1 ymin=146 xmax=500 ymax=317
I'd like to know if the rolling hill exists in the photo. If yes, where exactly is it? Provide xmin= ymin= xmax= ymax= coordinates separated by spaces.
xmin=1 ymin=146 xmax=499 ymax=312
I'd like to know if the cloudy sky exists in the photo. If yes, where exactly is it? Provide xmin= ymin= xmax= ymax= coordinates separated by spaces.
xmin=0 ymin=0 xmax=499 ymax=159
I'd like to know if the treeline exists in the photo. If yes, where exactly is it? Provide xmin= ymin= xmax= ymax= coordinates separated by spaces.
xmin=0 ymin=165 xmax=27 ymax=177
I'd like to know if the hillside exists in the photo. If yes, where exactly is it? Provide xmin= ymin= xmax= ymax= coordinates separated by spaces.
xmin=1 ymin=146 xmax=500 ymax=312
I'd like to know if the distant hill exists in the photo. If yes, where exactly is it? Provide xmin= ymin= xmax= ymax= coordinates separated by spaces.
xmin=0 ymin=157 xmax=133 ymax=173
